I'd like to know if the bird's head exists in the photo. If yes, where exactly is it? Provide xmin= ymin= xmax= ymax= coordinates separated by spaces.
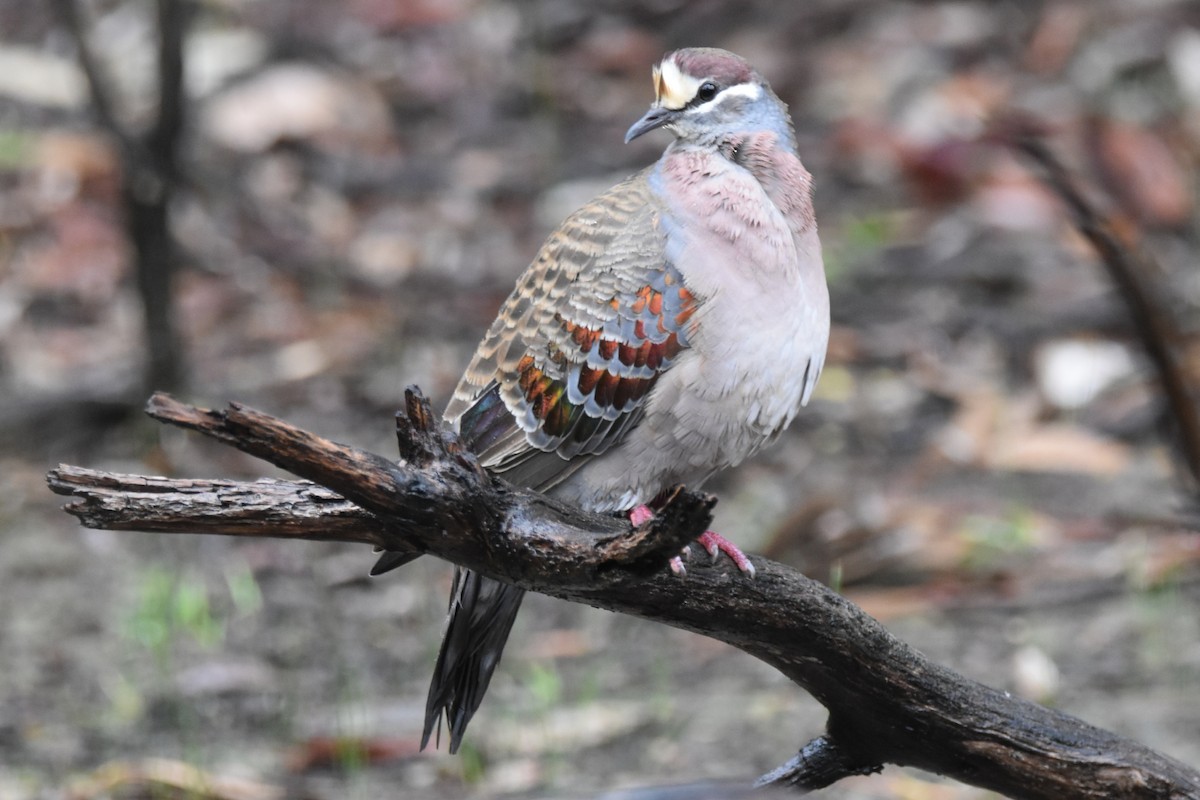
xmin=625 ymin=48 xmax=792 ymax=146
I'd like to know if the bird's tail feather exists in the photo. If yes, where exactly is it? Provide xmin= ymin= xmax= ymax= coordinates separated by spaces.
xmin=422 ymin=567 xmax=525 ymax=753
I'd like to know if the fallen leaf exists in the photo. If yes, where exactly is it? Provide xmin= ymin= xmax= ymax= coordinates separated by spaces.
xmin=204 ymin=63 xmax=393 ymax=153
xmin=934 ymin=389 xmax=1002 ymax=465
xmin=844 ymin=585 xmax=939 ymax=621
xmin=523 ymin=628 xmax=597 ymax=660
xmin=34 ymin=132 xmax=119 ymax=198
xmin=484 ymin=701 xmax=651 ymax=756
xmin=17 ymin=201 xmax=128 ymax=301
xmin=898 ymin=137 xmax=982 ymax=207
xmin=973 ymin=154 xmax=1061 ymax=231
xmin=991 ymin=422 xmax=1132 ymax=475
xmin=350 ymin=0 xmax=472 ymax=30
xmin=1090 ymin=117 xmax=1192 ymax=228
xmin=1023 ymin=3 xmax=1088 ymax=75
xmin=1131 ymin=528 xmax=1200 ymax=588
xmin=286 ymin=735 xmax=422 ymax=772
xmin=933 ymin=390 xmax=1134 ymax=476
xmin=68 ymin=758 xmax=283 ymax=800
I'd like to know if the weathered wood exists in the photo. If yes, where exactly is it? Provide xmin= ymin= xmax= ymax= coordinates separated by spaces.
xmin=46 ymin=466 xmax=383 ymax=545
xmin=46 ymin=392 xmax=1200 ymax=799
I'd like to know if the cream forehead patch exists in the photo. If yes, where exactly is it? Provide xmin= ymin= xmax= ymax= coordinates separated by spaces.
xmin=653 ymin=58 xmax=702 ymax=110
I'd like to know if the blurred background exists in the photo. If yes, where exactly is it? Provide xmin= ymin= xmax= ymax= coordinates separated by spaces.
xmin=2 ymin=0 xmax=1199 ymax=797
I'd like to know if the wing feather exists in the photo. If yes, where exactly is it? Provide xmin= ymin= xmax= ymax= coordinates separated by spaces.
xmin=445 ymin=169 xmax=699 ymax=492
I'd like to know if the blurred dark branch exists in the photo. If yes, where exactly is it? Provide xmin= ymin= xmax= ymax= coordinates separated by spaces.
xmin=46 ymin=391 xmax=1200 ymax=799
xmin=55 ymin=0 xmax=189 ymax=395
xmin=52 ymin=0 xmax=134 ymax=159
xmin=152 ymin=0 xmax=186 ymax=164
xmin=1007 ymin=123 xmax=1200 ymax=494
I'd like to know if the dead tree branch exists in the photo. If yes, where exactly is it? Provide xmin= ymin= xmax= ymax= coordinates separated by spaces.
xmin=1006 ymin=123 xmax=1200 ymax=494
xmin=47 ymin=392 xmax=1200 ymax=799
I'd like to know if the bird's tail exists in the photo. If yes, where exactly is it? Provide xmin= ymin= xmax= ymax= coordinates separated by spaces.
xmin=422 ymin=567 xmax=525 ymax=753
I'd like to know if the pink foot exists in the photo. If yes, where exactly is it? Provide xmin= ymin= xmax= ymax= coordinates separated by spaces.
xmin=629 ymin=504 xmax=655 ymax=527
xmin=628 ymin=505 xmax=755 ymax=578
xmin=697 ymin=530 xmax=757 ymax=577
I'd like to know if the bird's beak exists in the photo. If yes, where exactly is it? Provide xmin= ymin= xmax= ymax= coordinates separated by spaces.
xmin=625 ymin=106 xmax=678 ymax=143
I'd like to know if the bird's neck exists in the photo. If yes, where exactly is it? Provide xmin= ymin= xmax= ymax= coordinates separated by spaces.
xmin=711 ymin=131 xmax=816 ymax=234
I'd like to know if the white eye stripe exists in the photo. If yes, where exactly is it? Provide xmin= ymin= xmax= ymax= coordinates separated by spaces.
xmin=707 ymin=82 xmax=762 ymax=104
xmin=684 ymin=81 xmax=762 ymax=113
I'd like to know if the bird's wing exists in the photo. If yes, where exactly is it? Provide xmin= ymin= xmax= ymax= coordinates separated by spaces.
xmin=445 ymin=170 xmax=698 ymax=492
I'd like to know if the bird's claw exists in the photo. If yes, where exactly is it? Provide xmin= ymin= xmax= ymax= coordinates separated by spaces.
xmin=696 ymin=530 xmax=756 ymax=577
xmin=630 ymin=506 xmax=755 ymax=578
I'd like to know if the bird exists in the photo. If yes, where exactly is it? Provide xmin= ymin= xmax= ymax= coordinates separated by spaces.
xmin=373 ymin=46 xmax=830 ymax=754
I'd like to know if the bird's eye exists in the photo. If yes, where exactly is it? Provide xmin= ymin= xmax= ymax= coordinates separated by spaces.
xmin=696 ymin=81 xmax=719 ymax=102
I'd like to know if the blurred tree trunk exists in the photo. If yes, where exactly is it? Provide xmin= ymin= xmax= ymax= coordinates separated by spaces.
xmin=137 ymin=0 xmax=187 ymax=394
xmin=58 ymin=0 xmax=189 ymax=395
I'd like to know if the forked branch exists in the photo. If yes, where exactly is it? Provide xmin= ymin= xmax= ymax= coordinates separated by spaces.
xmin=46 ymin=392 xmax=1200 ymax=798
